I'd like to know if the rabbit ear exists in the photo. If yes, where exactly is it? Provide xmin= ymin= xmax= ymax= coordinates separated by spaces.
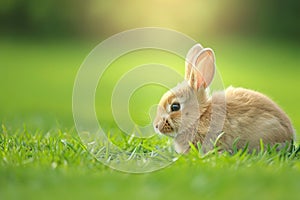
xmin=187 ymin=48 xmax=216 ymax=91
xmin=185 ymin=44 xmax=203 ymax=80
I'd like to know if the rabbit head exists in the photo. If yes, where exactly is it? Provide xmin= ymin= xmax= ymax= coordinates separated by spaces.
xmin=153 ymin=44 xmax=216 ymax=141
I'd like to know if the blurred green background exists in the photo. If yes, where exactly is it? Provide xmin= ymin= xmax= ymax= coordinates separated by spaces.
xmin=1 ymin=0 xmax=299 ymax=129
xmin=1 ymin=0 xmax=300 ymax=200
xmin=1 ymin=0 xmax=300 ymax=39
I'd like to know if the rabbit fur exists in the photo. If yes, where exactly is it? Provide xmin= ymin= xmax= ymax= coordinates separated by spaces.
xmin=153 ymin=44 xmax=295 ymax=154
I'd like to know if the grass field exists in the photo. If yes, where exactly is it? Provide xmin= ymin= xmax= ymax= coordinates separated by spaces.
xmin=1 ymin=37 xmax=300 ymax=200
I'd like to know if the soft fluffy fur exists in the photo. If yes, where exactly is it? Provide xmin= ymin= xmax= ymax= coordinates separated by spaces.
xmin=153 ymin=44 xmax=295 ymax=154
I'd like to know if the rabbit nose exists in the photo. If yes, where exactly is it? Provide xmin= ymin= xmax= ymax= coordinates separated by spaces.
xmin=153 ymin=122 xmax=160 ymax=133
xmin=154 ymin=123 xmax=159 ymax=130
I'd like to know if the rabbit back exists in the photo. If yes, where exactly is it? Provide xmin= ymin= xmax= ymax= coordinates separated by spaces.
xmin=218 ymin=87 xmax=295 ymax=151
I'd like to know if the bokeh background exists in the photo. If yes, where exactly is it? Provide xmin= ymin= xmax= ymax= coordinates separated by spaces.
xmin=1 ymin=0 xmax=300 ymax=39
xmin=1 ymin=1 xmax=300 ymax=199
xmin=1 ymin=0 xmax=299 ymax=130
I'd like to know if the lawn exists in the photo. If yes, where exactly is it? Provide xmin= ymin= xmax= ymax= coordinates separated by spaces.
xmin=1 ymin=37 xmax=300 ymax=200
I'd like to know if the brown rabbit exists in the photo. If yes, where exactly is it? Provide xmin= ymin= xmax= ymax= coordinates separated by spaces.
xmin=153 ymin=44 xmax=295 ymax=154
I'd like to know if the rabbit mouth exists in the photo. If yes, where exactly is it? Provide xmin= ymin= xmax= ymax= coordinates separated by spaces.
xmin=154 ymin=119 xmax=177 ymax=137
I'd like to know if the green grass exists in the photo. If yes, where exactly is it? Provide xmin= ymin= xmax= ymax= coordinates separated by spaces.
xmin=1 ymin=126 xmax=300 ymax=200
xmin=1 ymin=37 xmax=300 ymax=200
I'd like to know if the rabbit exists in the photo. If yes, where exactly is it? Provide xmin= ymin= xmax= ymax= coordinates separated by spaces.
xmin=153 ymin=44 xmax=295 ymax=154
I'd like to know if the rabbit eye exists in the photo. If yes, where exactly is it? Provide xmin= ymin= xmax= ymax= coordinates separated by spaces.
xmin=170 ymin=102 xmax=180 ymax=112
